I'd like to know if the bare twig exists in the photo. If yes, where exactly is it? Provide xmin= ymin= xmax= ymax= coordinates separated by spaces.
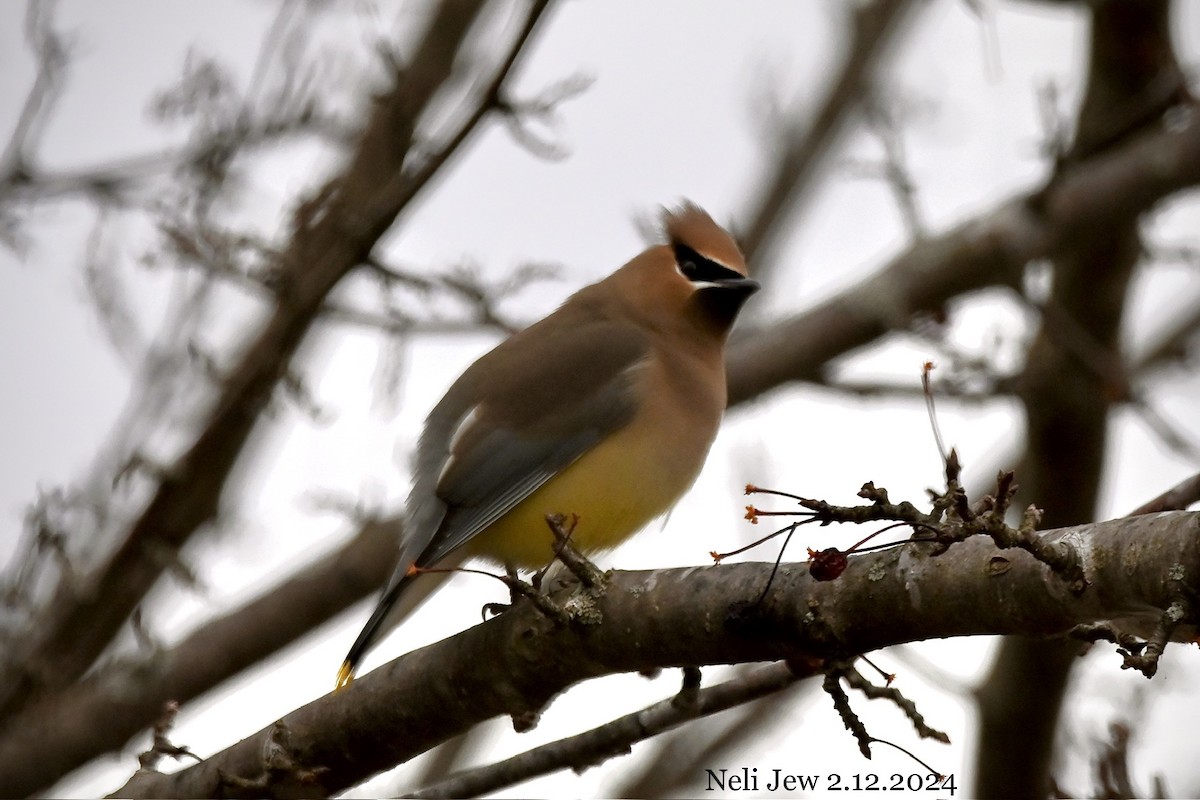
xmin=498 ymin=73 xmax=593 ymax=160
xmin=135 ymin=701 xmax=201 ymax=771
xmin=853 ymin=90 xmax=928 ymax=238
xmin=843 ymin=664 xmax=950 ymax=744
xmin=2 ymin=104 xmax=349 ymax=206
xmin=0 ymin=0 xmax=554 ymax=720
xmin=824 ymin=669 xmax=872 ymax=757
xmin=1118 ymin=600 xmax=1188 ymax=679
xmin=0 ymin=0 xmax=70 ymax=184
xmin=407 ymin=662 xmax=812 ymax=799
xmin=727 ymin=96 xmax=1200 ymax=406
xmin=1132 ymin=290 xmax=1200 ymax=375
xmin=613 ymin=667 xmax=816 ymax=798
xmin=243 ymin=0 xmax=304 ymax=109
xmin=82 ymin=209 xmax=146 ymax=366
xmin=740 ymin=0 xmax=919 ymax=276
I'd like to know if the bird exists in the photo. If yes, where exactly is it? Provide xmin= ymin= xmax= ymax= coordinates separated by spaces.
xmin=336 ymin=203 xmax=758 ymax=689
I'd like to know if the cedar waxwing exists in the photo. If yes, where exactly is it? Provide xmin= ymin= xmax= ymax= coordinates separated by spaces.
xmin=336 ymin=203 xmax=757 ymax=688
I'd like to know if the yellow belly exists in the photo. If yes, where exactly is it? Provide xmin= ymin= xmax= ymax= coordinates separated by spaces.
xmin=465 ymin=409 xmax=714 ymax=568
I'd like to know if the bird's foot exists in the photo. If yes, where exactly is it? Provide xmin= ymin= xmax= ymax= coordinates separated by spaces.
xmin=480 ymin=566 xmax=533 ymax=620
xmin=495 ymin=570 xmax=572 ymax=626
xmin=481 ymin=601 xmax=511 ymax=620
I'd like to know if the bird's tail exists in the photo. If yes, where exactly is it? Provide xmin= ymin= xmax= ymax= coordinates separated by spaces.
xmin=335 ymin=552 xmax=463 ymax=690
xmin=336 ymin=573 xmax=415 ymax=689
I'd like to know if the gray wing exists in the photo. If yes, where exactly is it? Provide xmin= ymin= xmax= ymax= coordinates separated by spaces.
xmin=341 ymin=304 xmax=649 ymax=679
xmin=401 ymin=311 xmax=650 ymax=572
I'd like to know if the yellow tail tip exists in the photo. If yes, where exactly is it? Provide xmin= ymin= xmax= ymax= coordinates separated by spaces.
xmin=335 ymin=661 xmax=355 ymax=691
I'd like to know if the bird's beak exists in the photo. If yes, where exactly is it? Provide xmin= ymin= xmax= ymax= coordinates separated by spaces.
xmin=721 ymin=276 xmax=760 ymax=294
xmin=701 ymin=275 xmax=760 ymax=299
xmin=694 ymin=276 xmax=760 ymax=326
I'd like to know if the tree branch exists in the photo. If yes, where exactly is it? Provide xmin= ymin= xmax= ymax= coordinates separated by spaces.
xmin=407 ymin=661 xmax=813 ymax=799
xmin=976 ymin=2 xmax=1185 ymax=795
xmin=0 ymin=519 xmax=400 ymax=798
xmin=1128 ymin=471 xmax=1200 ymax=515
xmin=0 ymin=0 xmax=553 ymax=719
xmin=739 ymin=0 xmax=919 ymax=275
xmin=0 ymin=0 xmax=69 ymax=187
xmin=109 ymin=511 xmax=1199 ymax=799
xmin=727 ymin=92 xmax=1200 ymax=406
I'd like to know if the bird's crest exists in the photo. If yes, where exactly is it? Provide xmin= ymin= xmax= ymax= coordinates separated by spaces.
xmin=661 ymin=202 xmax=746 ymax=276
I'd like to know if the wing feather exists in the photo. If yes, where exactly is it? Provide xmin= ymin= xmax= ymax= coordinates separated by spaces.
xmin=400 ymin=303 xmax=650 ymax=573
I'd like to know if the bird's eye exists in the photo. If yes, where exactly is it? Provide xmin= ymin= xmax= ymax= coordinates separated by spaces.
xmin=673 ymin=243 xmax=743 ymax=283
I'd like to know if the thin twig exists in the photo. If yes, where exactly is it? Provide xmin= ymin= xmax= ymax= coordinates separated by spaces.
xmin=0 ymin=0 xmax=69 ymax=183
xmin=740 ymin=0 xmax=918 ymax=276
xmin=407 ymin=662 xmax=812 ymax=799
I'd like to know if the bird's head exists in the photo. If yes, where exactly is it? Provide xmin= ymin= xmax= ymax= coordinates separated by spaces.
xmin=612 ymin=203 xmax=759 ymax=339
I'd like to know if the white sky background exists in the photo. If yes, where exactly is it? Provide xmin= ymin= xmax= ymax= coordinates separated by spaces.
xmin=1 ymin=0 xmax=1200 ymax=797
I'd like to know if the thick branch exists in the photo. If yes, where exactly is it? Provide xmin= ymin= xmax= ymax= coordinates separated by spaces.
xmin=110 ymin=512 xmax=1199 ymax=799
xmin=0 ymin=519 xmax=399 ymax=798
